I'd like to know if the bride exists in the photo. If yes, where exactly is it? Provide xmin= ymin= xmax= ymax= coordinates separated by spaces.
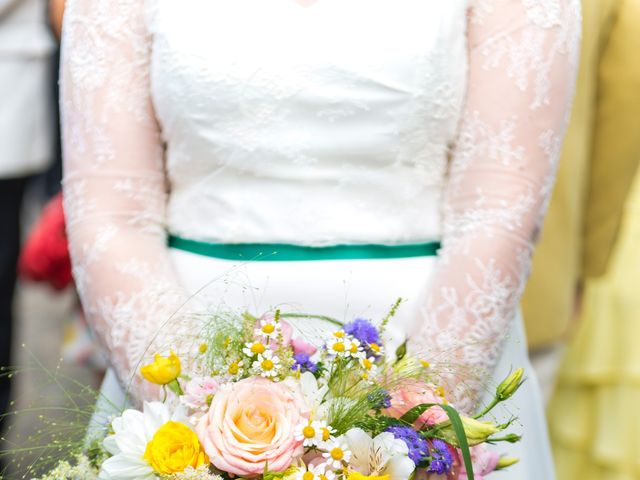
xmin=61 ymin=0 xmax=580 ymax=477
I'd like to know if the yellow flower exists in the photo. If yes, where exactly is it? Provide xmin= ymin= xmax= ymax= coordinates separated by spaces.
xmin=346 ymin=471 xmax=390 ymax=480
xmin=198 ymin=343 xmax=208 ymax=354
xmin=144 ymin=421 xmax=208 ymax=474
xmin=140 ymin=352 xmax=181 ymax=385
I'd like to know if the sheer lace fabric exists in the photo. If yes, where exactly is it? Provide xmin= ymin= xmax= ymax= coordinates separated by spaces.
xmin=61 ymin=0 xmax=580 ymax=406
xmin=416 ymin=0 xmax=580 ymax=411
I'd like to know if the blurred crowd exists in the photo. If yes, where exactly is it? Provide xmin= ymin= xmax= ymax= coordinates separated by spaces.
xmin=1 ymin=0 xmax=640 ymax=478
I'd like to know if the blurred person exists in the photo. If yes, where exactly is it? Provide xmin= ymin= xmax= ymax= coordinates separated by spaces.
xmin=0 ymin=0 xmax=56 ymax=459
xmin=522 ymin=0 xmax=640 ymax=477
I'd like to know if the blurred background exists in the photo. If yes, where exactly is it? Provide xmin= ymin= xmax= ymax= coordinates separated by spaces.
xmin=1 ymin=0 xmax=639 ymax=479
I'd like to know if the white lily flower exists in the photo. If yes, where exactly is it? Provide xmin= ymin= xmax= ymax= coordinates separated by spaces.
xmin=299 ymin=371 xmax=329 ymax=419
xmin=342 ymin=428 xmax=415 ymax=480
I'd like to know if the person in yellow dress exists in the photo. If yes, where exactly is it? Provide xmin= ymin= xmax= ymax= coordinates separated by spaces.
xmin=523 ymin=0 xmax=640 ymax=478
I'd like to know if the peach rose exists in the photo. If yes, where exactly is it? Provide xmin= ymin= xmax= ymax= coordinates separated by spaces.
xmin=386 ymin=382 xmax=449 ymax=427
xmin=196 ymin=377 xmax=309 ymax=477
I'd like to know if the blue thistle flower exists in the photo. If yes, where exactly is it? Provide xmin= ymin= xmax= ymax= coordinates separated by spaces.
xmin=385 ymin=426 xmax=429 ymax=465
xmin=426 ymin=439 xmax=454 ymax=475
xmin=292 ymin=352 xmax=317 ymax=374
xmin=367 ymin=389 xmax=392 ymax=410
xmin=344 ymin=318 xmax=380 ymax=346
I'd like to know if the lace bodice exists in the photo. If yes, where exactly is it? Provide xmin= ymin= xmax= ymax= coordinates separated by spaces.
xmin=61 ymin=0 xmax=580 ymax=406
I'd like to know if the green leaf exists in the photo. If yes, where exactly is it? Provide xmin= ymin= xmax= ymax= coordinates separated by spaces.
xmin=395 ymin=341 xmax=407 ymax=363
xmin=439 ymin=404 xmax=475 ymax=480
xmin=398 ymin=402 xmax=433 ymax=425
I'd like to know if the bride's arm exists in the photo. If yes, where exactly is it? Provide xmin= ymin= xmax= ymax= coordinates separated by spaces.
xmin=61 ymin=0 xmax=192 ymax=399
xmin=410 ymin=0 xmax=581 ymax=412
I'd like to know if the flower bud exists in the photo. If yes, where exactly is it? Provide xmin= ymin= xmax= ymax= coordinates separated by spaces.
xmin=438 ymin=416 xmax=501 ymax=446
xmin=141 ymin=351 xmax=181 ymax=385
xmin=496 ymin=368 xmax=524 ymax=401
xmin=496 ymin=456 xmax=520 ymax=470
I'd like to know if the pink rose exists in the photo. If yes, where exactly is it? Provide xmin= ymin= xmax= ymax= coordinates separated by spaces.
xmin=386 ymin=382 xmax=449 ymax=427
xmin=181 ymin=377 xmax=219 ymax=411
xmin=456 ymin=445 xmax=500 ymax=480
xmin=196 ymin=377 xmax=309 ymax=477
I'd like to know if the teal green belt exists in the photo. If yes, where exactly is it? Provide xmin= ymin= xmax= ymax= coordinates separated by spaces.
xmin=168 ymin=235 xmax=441 ymax=261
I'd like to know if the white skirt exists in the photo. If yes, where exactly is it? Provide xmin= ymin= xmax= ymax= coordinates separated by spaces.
xmin=97 ymin=248 xmax=556 ymax=479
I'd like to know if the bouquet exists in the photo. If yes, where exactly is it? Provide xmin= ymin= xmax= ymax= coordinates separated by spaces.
xmin=23 ymin=303 xmax=523 ymax=480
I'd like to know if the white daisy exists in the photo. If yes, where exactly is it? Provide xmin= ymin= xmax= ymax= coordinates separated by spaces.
xmin=342 ymin=428 xmax=415 ymax=480
xmin=252 ymin=350 xmax=281 ymax=378
xmin=293 ymin=463 xmax=335 ymax=480
xmin=98 ymin=402 xmax=190 ymax=480
xmin=359 ymin=356 xmax=379 ymax=382
xmin=254 ymin=317 xmax=281 ymax=340
xmin=368 ymin=342 xmax=385 ymax=357
xmin=243 ymin=341 xmax=268 ymax=357
xmin=294 ymin=419 xmax=333 ymax=447
xmin=320 ymin=438 xmax=352 ymax=469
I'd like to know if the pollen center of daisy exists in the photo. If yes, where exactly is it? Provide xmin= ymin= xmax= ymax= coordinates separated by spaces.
xmin=332 ymin=342 xmax=345 ymax=352
xmin=331 ymin=447 xmax=344 ymax=460
xmin=322 ymin=428 xmax=331 ymax=441
xmin=262 ymin=324 xmax=275 ymax=334
xmin=350 ymin=344 xmax=359 ymax=353
xmin=251 ymin=343 xmax=266 ymax=354
xmin=303 ymin=472 xmax=314 ymax=480
xmin=370 ymin=343 xmax=380 ymax=352
xmin=303 ymin=426 xmax=316 ymax=438
xmin=228 ymin=362 xmax=240 ymax=374
xmin=261 ymin=359 xmax=275 ymax=370
xmin=363 ymin=359 xmax=373 ymax=369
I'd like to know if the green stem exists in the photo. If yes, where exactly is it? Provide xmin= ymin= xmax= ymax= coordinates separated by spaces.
xmin=280 ymin=313 xmax=344 ymax=327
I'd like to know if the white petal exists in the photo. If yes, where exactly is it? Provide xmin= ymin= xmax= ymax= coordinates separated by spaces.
xmin=143 ymin=401 xmax=171 ymax=437
xmin=99 ymin=453 xmax=155 ymax=480
xmin=385 ymin=455 xmax=416 ymax=480
xmin=344 ymin=428 xmax=373 ymax=472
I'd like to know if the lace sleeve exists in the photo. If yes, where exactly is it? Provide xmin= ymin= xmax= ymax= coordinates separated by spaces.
xmin=410 ymin=0 xmax=581 ymax=412
xmin=61 ymin=0 xmax=192 ymax=399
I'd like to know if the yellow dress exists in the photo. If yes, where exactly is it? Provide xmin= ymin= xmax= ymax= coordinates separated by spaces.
xmin=546 ymin=0 xmax=640 ymax=477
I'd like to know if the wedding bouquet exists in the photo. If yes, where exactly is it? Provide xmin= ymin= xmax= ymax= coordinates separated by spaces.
xmin=25 ymin=303 xmax=523 ymax=480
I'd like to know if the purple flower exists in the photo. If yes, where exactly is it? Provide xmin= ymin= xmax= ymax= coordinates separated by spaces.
xmin=292 ymin=352 xmax=317 ymax=374
xmin=426 ymin=439 xmax=454 ymax=475
xmin=385 ymin=426 xmax=429 ymax=465
xmin=344 ymin=318 xmax=380 ymax=346
xmin=367 ymin=389 xmax=392 ymax=410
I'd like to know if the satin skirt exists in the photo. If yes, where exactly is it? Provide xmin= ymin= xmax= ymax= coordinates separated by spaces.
xmin=97 ymin=248 xmax=555 ymax=479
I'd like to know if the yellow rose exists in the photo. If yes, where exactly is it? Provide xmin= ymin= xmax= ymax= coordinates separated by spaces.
xmin=141 ymin=352 xmax=181 ymax=385
xmin=144 ymin=421 xmax=209 ymax=474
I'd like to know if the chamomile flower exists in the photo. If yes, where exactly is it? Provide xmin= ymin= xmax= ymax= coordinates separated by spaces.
xmin=368 ymin=342 xmax=385 ymax=357
xmin=294 ymin=463 xmax=335 ymax=480
xmin=295 ymin=419 xmax=332 ymax=447
xmin=253 ymin=350 xmax=281 ymax=378
xmin=346 ymin=338 xmax=364 ymax=359
xmin=254 ymin=317 xmax=281 ymax=340
xmin=227 ymin=360 xmax=244 ymax=377
xmin=243 ymin=341 xmax=267 ymax=357
xmin=320 ymin=425 xmax=337 ymax=442
xmin=321 ymin=438 xmax=352 ymax=469
xmin=359 ymin=356 xmax=379 ymax=379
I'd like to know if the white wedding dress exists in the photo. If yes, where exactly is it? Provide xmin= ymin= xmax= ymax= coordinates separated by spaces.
xmin=61 ymin=0 xmax=580 ymax=478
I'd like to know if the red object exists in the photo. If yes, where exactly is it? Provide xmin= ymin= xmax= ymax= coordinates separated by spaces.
xmin=18 ymin=193 xmax=73 ymax=290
